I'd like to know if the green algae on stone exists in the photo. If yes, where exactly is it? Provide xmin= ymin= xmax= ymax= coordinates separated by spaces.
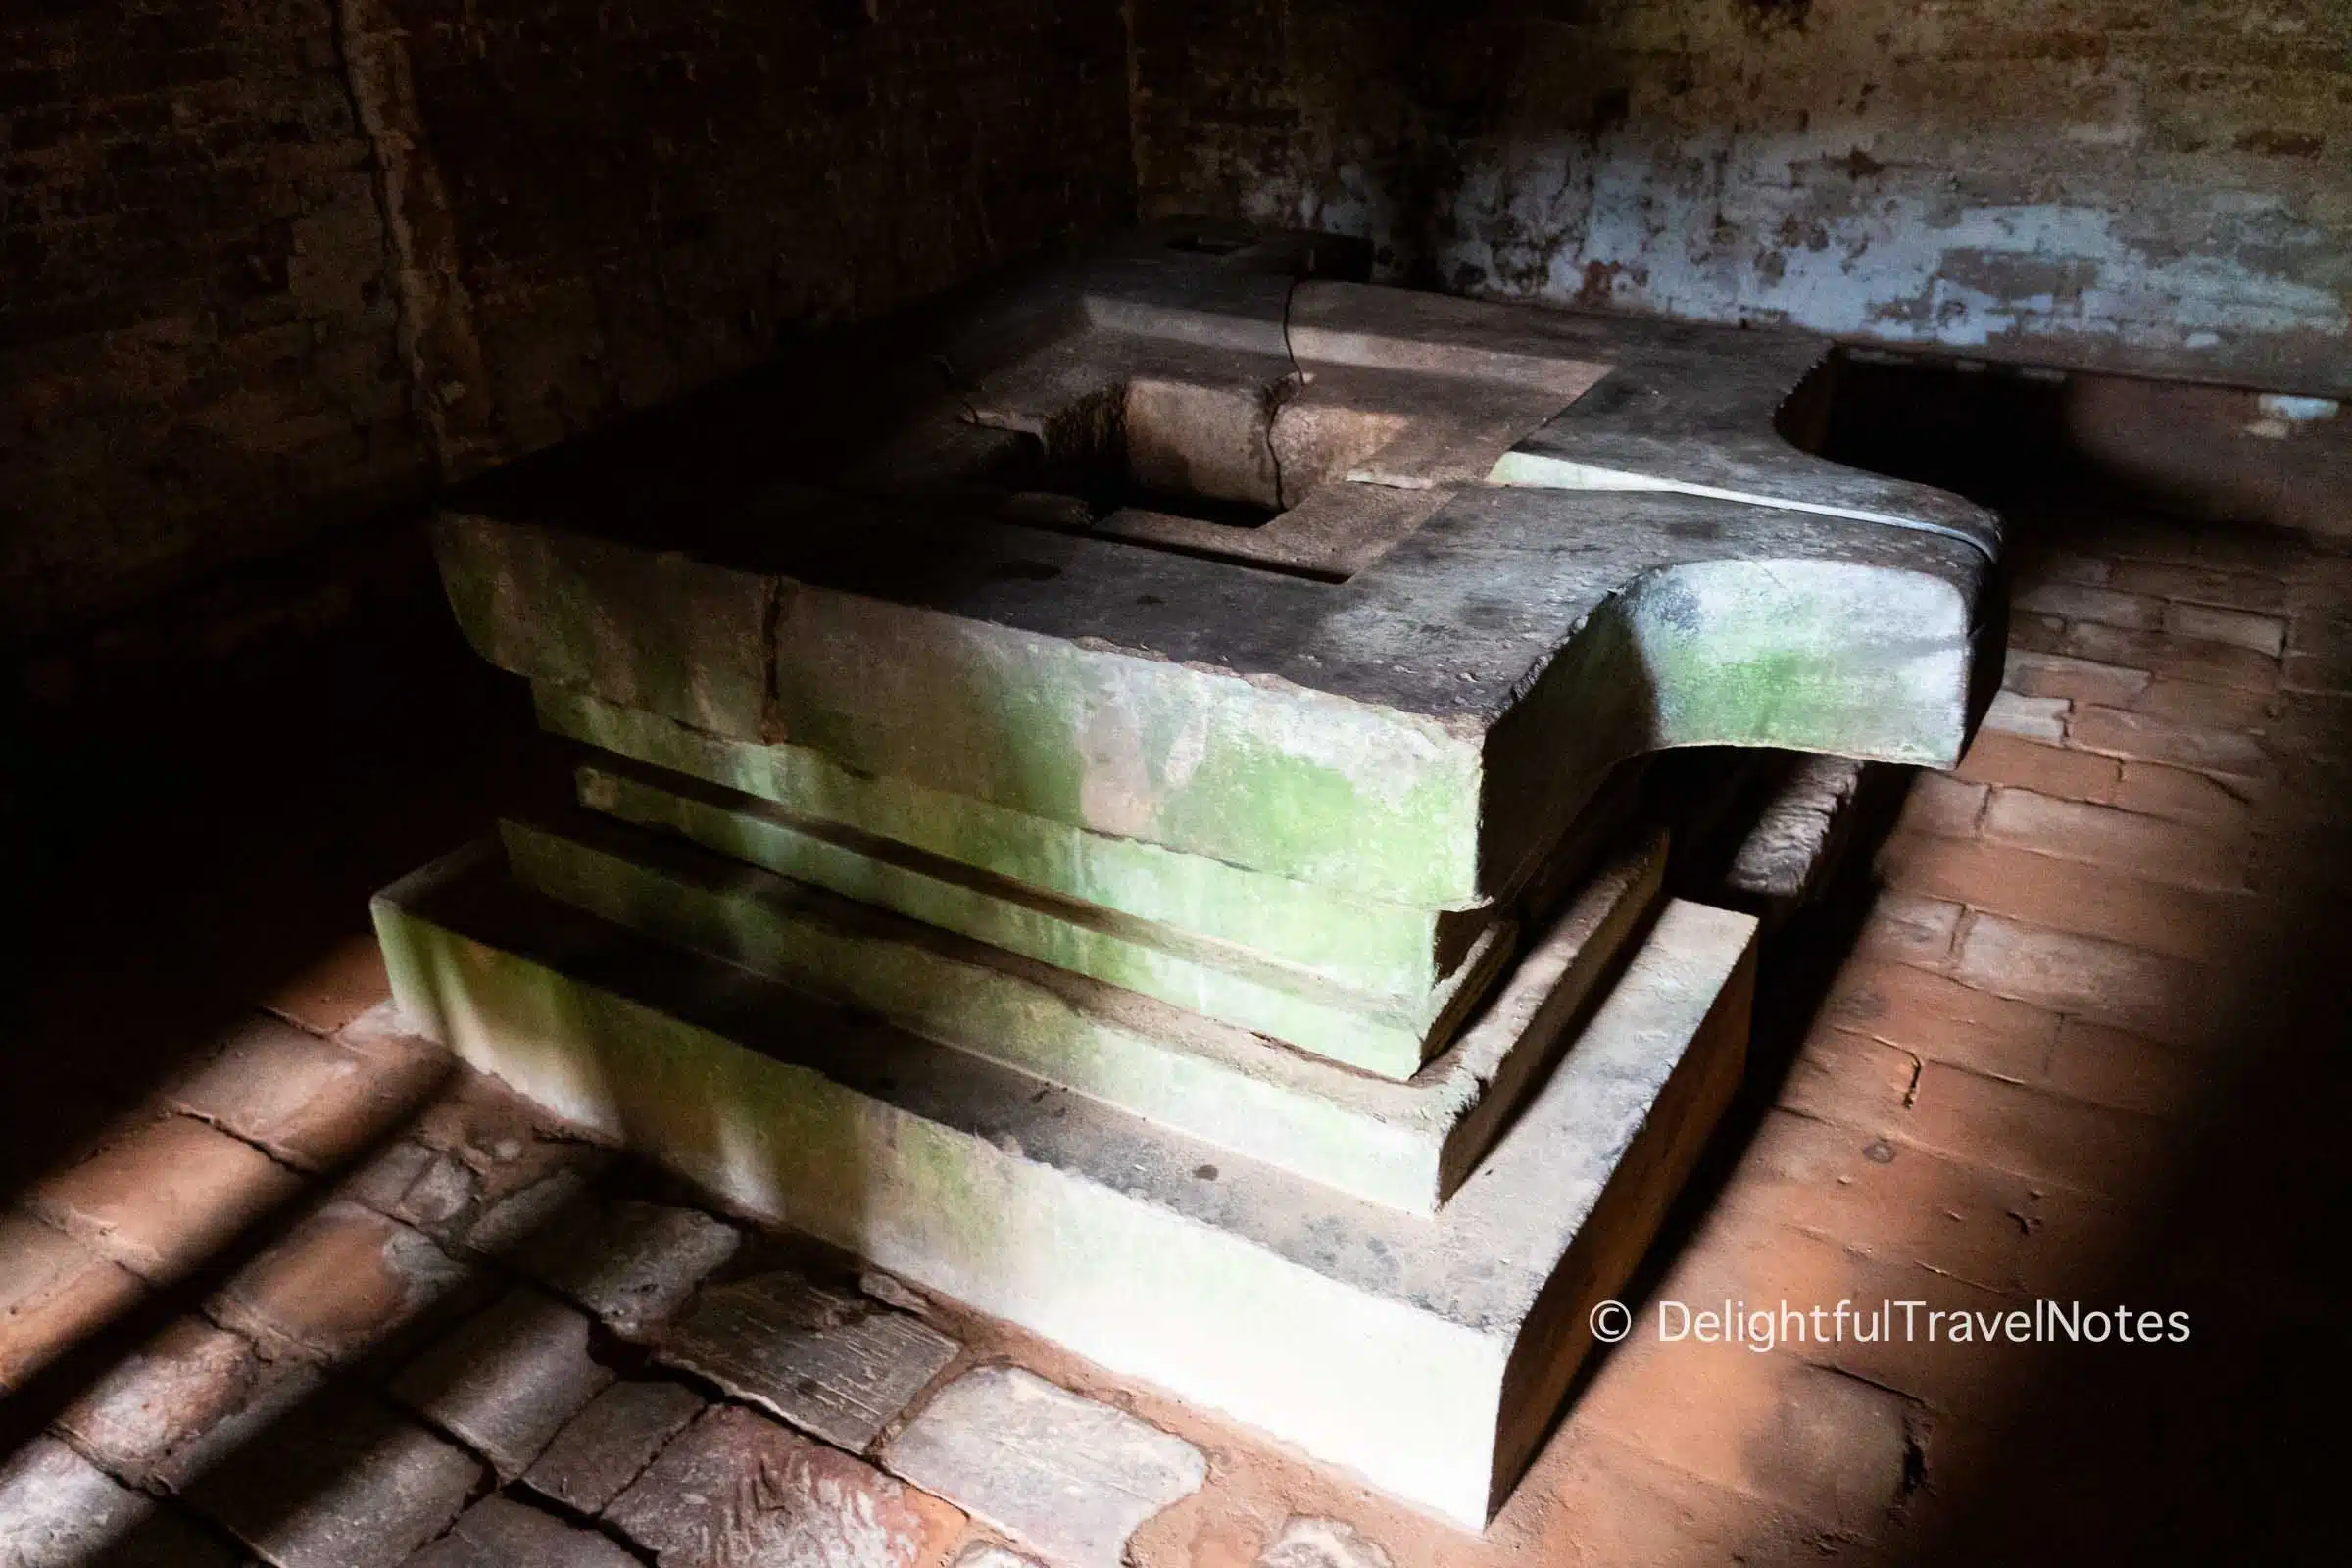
xmin=1622 ymin=559 xmax=1971 ymax=761
xmin=767 ymin=591 xmax=1489 ymax=904
xmin=540 ymin=688 xmax=1489 ymax=996
xmin=502 ymin=812 xmax=1503 ymax=1080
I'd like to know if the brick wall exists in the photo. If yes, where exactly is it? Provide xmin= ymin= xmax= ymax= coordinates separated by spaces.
xmin=382 ymin=0 xmax=1133 ymax=460
xmin=2 ymin=0 xmax=429 ymax=640
xmin=2 ymin=0 xmax=1132 ymax=642
xmin=1132 ymin=0 xmax=2351 ymax=395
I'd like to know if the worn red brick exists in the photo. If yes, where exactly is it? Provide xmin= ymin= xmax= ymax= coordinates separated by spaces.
xmin=2132 ymin=677 xmax=2277 ymax=731
xmin=29 ymin=1114 xmax=305 ymax=1283
xmin=523 ymin=1379 xmax=707 ymax=1516
xmin=1953 ymin=914 xmax=2222 ymax=1048
xmin=404 ymin=1494 xmax=642 ymax=1568
xmin=657 ymin=1267 xmax=958 ymax=1451
xmin=1903 ymin=1061 xmax=2169 ymax=1198
xmin=2008 ymin=612 xmax=2069 ymax=654
xmin=0 ymin=1211 xmax=146 ymax=1392
xmin=1820 ymin=959 xmax=2061 ymax=1084
xmin=2283 ymin=648 xmax=2352 ymax=696
xmin=2046 ymin=1019 xmax=2218 ymax=1118
xmin=2068 ymin=705 xmax=2272 ymax=779
xmin=518 ymin=1198 xmax=740 ymax=1341
xmin=2187 ymin=526 xmax=2313 ymax=576
xmin=1981 ymin=788 xmax=2248 ymax=892
xmin=0 ymin=0 xmax=432 ymax=641
xmin=1855 ymin=889 xmax=1964 ymax=969
xmin=390 ymin=1286 xmax=614 ymax=1480
xmin=2163 ymin=601 xmax=2286 ymax=657
xmin=1249 ymin=1517 xmax=1403 ymax=1568
xmin=54 ymin=1316 xmax=262 ymax=1487
xmin=1512 ymin=1422 xmax=1832 ymax=1568
xmin=209 ymin=1199 xmax=474 ymax=1366
xmin=2108 ymin=561 xmax=2289 ymax=614
xmin=335 ymin=1003 xmax=449 ymax=1068
xmin=2 ymin=0 xmax=1132 ymax=641
xmin=2003 ymin=649 xmax=2152 ymax=709
xmin=2011 ymin=546 xmax=2112 ymax=588
xmin=1780 ymin=1026 xmax=1925 ymax=1129
xmin=1892 ymin=771 xmax=1987 ymax=839
xmin=0 ymin=1436 xmax=239 ymax=1567
xmin=2062 ymin=621 xmax=2280 ymax=692
xmin=2111 ymin=760 xmax=2262 ymax=830
xmin=1572 ymin=1295 xmax=1915 ymax=1539
xmin=2011 ymin=581 xmax=2164 ymax=631
xmin=411 ymin=1072 xmax=611 ymax=1216
xmin=1982 ymin=690 xmax=2069 ymax=742
xmin=1663 ymin=1201 xmax=2033 ymax=1425
xmin=165 ymin=1012 xmax=446 ymax=1172
xmin=1724 ymin=1110 xmax=2124 ymax=1298
xmin=184 ymin=1390 xmax=482 ymax=1568
xmin=341 ymin=1139 xmax=481 ymax=1240
xmin=1953 ymin=731 xmax=2121 ymax=803
xmin=1882 ymin=834 xmax=2250 ymax=963
xmin=261 ymin=934 xmax=395 ymax=1035
xmin=1784 ymin=1022 xmax=2167 ymax=1198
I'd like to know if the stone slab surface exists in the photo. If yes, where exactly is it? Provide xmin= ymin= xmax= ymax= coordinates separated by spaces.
xmin=1718 ymin=755 xmax=1876 ymax=926
xmin=542 ymin=687 xmax=1485 ymax=997
xmin=508 ymin=812 xmax=1662 ymax=1209
xmin=606 ymin=1404 xmax=964 ymax=1568
xmin=514 ymin=1197 xmax=740 ymax=1342
xmin=884 ymin=1366 xmax=1204 ymax=1568
xmin=522 ymin=1379 xmax=706 ymax=1515
xmin=374 ymin=844 xmax=1756 ymax=1525
xmin=509 ymin=808 xmax=1502 ymax=1078
xmin=401 ymin=1495 xmax=639 ymax=1568
xmin=185 ymin=1391 xmax=482 ymax=1568
xmin=438 ymin=233 xmax=1997 ymax=907
xmin=390 ymin=1285 xmax=614 ymax=1479
xmin=657 ymin=1269 xmax=959 ymax=1453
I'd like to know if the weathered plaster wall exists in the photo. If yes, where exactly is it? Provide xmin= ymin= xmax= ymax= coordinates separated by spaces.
xmin=3 ymin=0 xmax=1131 ymax=640
xmin=1133 ymin=0 xmax=2351 ymax=394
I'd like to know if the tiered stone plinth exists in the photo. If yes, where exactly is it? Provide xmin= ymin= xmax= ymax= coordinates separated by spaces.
xmin=374 ymin=841 xmax=1755 ymax=1528
xmin=373 ymin=225 xmax=1997 ymax=1528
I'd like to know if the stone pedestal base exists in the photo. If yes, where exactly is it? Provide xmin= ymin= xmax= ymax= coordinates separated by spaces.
xmin=373 ymin=841 xmax=1753 ymax=1528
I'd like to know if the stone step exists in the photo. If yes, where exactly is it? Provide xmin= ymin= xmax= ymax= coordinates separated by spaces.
xmin=504 ymin=808 xmax=1508 ymax=1082
xmin=539 ymin=686 xmax=1495 ymax=998
xmin=571 ymin=752 xmax=1517 ymax=1033
xmin=508 ymin=804 xmax=1665 ymax=1212
xmin=371 ymin=842 xmax=1755 ymax=1529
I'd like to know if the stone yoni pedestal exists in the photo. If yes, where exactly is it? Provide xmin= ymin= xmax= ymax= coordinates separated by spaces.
xmin=376 ymin=224 xmax=1999 ymax=1528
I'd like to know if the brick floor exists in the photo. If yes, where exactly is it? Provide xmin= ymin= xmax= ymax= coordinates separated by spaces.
xmin=0 ymin=504 xmax=2344 ymax=1566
